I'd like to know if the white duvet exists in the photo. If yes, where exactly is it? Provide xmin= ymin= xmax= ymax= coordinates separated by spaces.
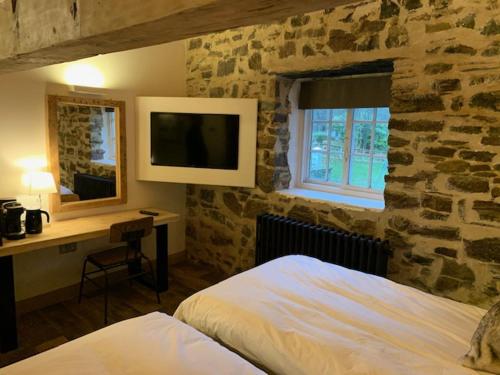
xmin=1 ymin=312 xmax=263 ymax=375
xmin=175 ymin=255 xmax=486 ymax=375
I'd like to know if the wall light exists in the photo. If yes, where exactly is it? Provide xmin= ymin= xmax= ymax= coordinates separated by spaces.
xmin=15 ymin=156 xmax=48 ymax=171
xmin=68 ymin=85 xmax=107 ymax=97
xmin=64 ymin=64 xmax=105 ymax=88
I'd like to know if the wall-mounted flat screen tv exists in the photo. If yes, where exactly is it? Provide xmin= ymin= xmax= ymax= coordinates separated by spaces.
xmin=150 ymin=112 xmax=240 ymax=170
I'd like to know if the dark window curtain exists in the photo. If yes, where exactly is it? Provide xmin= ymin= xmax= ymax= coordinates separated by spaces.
xmin=298 ymin=75 xmax=392 ymax=109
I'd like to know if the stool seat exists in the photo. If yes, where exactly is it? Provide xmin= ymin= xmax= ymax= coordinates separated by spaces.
xmin=88 ymin=246 xmax=136 ymax=268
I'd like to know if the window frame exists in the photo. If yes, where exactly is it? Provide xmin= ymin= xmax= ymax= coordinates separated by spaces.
xmin=296 ymin=107 xmax=388 ymax=201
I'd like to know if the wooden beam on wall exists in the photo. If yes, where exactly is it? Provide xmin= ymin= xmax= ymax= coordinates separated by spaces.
xmin=0 ymin=0 xmax=361 ymax=74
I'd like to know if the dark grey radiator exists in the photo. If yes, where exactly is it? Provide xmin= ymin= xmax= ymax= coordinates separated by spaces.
xmin=256 ymin=214 xmax=390 ymax=277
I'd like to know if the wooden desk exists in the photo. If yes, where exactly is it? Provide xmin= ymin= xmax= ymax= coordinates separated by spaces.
xmin=0 ymin=208 xmax=179 ymax=353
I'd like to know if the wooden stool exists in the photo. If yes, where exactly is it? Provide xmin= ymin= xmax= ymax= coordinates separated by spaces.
xmin=78 ymin=217 xmax=160 ymax=325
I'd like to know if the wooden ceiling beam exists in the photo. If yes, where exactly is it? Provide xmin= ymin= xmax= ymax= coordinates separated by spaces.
xmin=0 ymin=0 xmax=360 ymax=74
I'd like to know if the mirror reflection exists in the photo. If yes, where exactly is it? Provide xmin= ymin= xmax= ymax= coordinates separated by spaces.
xmin=56 ymin=103 xmax=117 ymax=203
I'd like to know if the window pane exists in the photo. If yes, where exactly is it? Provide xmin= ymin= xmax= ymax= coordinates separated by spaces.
xmin=309 ymin=151 xmax=327 ymax=180
xmin=371 ymin=122 xmax=389 ymax=190
xmin=328 ymin=123 xmax=345 ymax=183
xmin=349 ymin=122 xmax=372 ymax=188
xmin=371 ymin=158 xmax=387 ymax=191
xmin=313 ymin=109 xmax=329 ymax=121
xmin=331 ymin=109 xmax=347 ymax=122
xmin=330 ymin=123 xmax=345 ymax=145
xmin=376 ymin=107 xmax=390 ymax=122
xmin=328 ymin=151 xmax=343 ymax=183
xmin=311 ymin=122 xmax=328 ymax=151
xmin=374 ymin=122 xmax=388 ymax=154
xmin=353 ymin=108 xmax=374 ymax=122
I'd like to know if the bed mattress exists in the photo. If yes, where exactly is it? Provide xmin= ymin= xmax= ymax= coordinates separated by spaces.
xmin=175 ymin=255 xmax=486 ymax=375
xmin=2 ymin=312 xmax=264 ymax=375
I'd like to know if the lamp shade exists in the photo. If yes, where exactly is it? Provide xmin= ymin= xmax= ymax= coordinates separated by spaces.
xmin=22 ymin=171 xmax=57 ymax=194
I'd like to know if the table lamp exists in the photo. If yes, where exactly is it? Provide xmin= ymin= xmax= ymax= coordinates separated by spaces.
xmin=22 ymin=171 xmax=57 ymax=209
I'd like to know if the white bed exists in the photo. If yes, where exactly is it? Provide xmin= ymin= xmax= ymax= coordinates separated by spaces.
xmin=2 ymin=312 xmax=264 ymax=375
xmin=174 ymin=255 xmax=486 ymax=375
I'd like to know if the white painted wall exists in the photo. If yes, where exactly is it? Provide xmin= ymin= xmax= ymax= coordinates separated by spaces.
xmin=0 ymin=41 xmax=187 ymax=300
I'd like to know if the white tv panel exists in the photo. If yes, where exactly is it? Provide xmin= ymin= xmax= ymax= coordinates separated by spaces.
xmin=136 ymin=97 xmax=257 ymax=187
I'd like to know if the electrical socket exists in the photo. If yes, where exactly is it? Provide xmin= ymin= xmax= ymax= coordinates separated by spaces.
xmin=59 ymin=243 xmax=77 ymax=254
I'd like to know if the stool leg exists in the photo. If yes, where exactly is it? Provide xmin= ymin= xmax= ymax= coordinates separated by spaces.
xmin=104 ymin=269 xmax=109 ymax=325
xmin=78 ymin=259 xmax=88 ymax=304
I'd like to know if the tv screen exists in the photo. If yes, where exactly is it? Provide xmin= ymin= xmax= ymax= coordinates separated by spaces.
xmin=150 ymin=112 xmax=240 ymax=170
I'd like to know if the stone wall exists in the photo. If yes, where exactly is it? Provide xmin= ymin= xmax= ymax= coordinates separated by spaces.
xmin=185 ymin=0 xmax=500 ymax=307
xmin=57 ymin=104 xmax=115 ymax=191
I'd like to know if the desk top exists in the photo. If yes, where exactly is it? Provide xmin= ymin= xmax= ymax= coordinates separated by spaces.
xmin=0 ymin=208 xmax=179 ymax=258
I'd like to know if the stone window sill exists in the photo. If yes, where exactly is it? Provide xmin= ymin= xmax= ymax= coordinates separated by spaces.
xmin=92 ymin=159 xmax=116 ymax=167
xmin=276 ymin=188 xmax=384 ymax=212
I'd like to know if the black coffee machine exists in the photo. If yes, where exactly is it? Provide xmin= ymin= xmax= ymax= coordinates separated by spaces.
xmin=0 ymin=198 xmax=16 ymax=246
xmin=1 ymin=201 xmax=26 ymax=240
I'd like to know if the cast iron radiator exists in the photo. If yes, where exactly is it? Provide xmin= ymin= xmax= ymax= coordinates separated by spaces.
xmin=256 ymin=213 xmax=390 ymax=277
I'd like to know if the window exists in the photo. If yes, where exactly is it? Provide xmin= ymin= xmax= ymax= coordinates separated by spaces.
xmin=101 ymin=110 xmax=116 ymax=164
xmin=91 ymin=109 xmax=116 ymax=166
xmin=300 ymin=107 xmax=389 ymax=198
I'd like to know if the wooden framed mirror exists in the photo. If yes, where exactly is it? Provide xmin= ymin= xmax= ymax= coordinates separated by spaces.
xmin=47 ymin=95 xmax=127 ymax=212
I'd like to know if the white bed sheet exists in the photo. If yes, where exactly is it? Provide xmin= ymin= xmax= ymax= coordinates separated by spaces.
xmin=60 ymin=185 xmax=73 ymax=195
xmin=2 ymin=312 xmax=264 ymax=375
xmin=174 ymin=255 xmax=486 ymax=375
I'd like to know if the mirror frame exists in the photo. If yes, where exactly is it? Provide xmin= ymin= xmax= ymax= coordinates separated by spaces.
xmin=47 ymin=95 xmax=127 ymax=213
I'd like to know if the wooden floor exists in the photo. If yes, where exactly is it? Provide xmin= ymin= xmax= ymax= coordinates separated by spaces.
xmin=0 ymin=261 xmax=226 ymax=368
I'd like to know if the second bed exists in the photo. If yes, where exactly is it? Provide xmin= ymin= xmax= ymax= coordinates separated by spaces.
xmin=174 ymin=255 xmax=486 ymax=375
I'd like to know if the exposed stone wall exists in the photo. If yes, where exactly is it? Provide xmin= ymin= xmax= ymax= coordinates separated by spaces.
xmin=185 ymin=0 xmax=500 ymax=307
xmin=57 ymin=104 xmax=115 ymax=191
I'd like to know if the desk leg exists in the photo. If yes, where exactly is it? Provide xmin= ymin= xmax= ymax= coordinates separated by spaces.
xmin=0 ymin=256 xmax=18 ymax=353
xmin=155 ymin=224 xmax=169 ymax=292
